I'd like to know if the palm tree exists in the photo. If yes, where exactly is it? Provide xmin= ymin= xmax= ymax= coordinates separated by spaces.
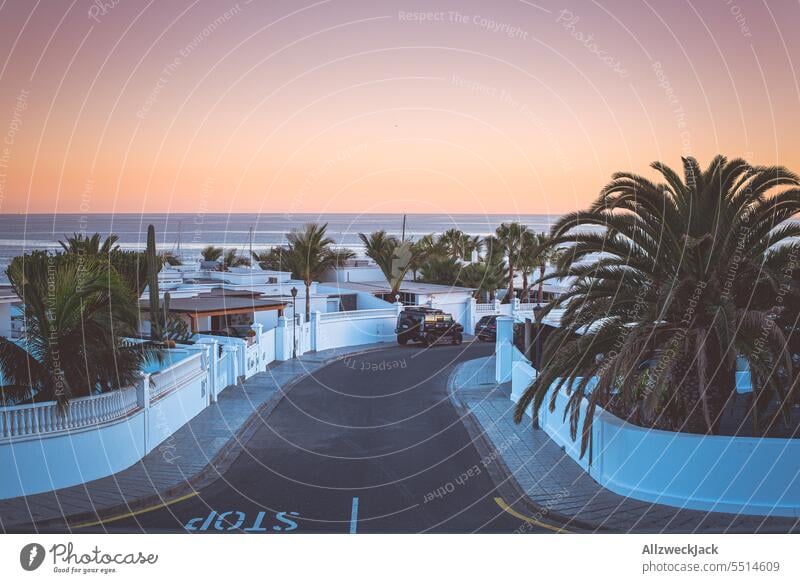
xmin=109 ymin=248 xmax=150 ymax=299
xmin=251 ymin=246 xmax=290 ymax=271
xmin=0 ymin=252 xmax=154 ymax=405
xmin=161 ymin=250 xmax=182 ymax=266
xmin=515 ymin=156 xmax=800 ymax=455
xmin=358 ymin=231 xmax=418 ymax=295
xmin=495 ymin=222 xmax=529 ymax=302
xmin=530 ymin=232 xmax=558 ymax=304
xmin=58 ymin=232 xmax=150 ymax=300
xmin=438 ymin=228 xmax=481 ymax=261
xmin=329 ymin=246 xmax=356 ymax=268
xmin=481 ymin=234 xmax=504 ymax=264
xmin=201 ymin=245 xmax=223 ymax=262
xmin=458 ymin=260 xmax=506 ymax=301
xmin=286 ymin=223 xmax=339 ymax=319
xmin=222 ymin=248 xmax=250 ymax=270
xmin=408 ymin=234 xmax=441 ymax=280
xmin=419 ymin=256 xmax=461 ymax=286
xmin=59 ymin=232 xmax=119 ymax=256
xmin=517 ymin=230 xmax=539 ymax=302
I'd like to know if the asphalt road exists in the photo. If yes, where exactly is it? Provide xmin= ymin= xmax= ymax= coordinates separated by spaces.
xmin=86 ymin=341 xmax=547 ymax=533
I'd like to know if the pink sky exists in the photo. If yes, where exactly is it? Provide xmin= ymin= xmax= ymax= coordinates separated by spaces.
xmin=0 ymin=0 xmax=798 ymax=215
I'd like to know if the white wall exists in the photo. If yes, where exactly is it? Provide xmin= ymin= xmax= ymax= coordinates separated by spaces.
xmin=494 ymin=317 xmax=515 ymax=383
xmin=506 ymin=342 xmax=800 ymax=517
xmin=321 ymin=265 xmax=385 ymax=283
xmin=315 ymin=285 xmax=394 ymax=310
xmin=314 ymin=309 xmax=398 ymax=352
xmin=260 ymin=327 xmax=275 ymax=365
xmin=0 ymin=351 xmax=211 ymax=500
xmin=255 ymin=310 xmax=279 ymax=330
xmin=0 ymin=406 xmax=146 ymax=500
xmin=429 ymin=293 xmax=473 ymax=329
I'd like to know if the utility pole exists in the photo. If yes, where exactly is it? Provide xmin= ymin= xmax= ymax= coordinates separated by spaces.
xmin=248 ymin=224 xmax=254 ymax=264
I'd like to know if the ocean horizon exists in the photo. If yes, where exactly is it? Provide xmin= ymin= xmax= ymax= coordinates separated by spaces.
xmin=0 ymin=212 xmax=563 ymax=281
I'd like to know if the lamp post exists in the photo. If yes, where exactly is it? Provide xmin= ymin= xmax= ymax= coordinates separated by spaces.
xmin=290 ymin=286 xmax=298 ymax=359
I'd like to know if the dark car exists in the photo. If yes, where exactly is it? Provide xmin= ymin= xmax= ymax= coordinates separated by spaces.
xmin=396 ymin=307 xmax=463 ymax=346
xmin=475 ymin=315 xmax=498 ymax=341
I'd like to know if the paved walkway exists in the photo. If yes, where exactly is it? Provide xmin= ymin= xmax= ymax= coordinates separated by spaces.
xmin=449 ymin=356 xmax=800 ymax=533
xmin=0 ymin=343 xmax=392 ymax=531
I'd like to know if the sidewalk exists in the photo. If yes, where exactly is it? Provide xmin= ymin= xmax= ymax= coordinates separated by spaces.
xmin=0 ymin=343 xmax=392 ymax=531
xmin=448 ymin=356 xmax=800 ymax=533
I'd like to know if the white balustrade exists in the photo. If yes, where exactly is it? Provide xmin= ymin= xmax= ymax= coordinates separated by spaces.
xmin=0 ymin=387 xmax=139 ymax=440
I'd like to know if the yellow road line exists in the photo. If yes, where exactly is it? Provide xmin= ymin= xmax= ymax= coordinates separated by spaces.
xmin=494 ymin=497 xmax=571 ymax=533
xmin=71 ymin=491 xmax=199 ymax=529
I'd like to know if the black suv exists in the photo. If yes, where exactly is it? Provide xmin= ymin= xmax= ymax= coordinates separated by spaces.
xmin=475 ymin=315 xmax=498 ymax=341
xmin=396 ymin=307 xmax=463 ymax=346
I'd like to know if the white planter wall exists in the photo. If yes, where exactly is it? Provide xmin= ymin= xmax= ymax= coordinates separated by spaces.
xmin=0 ymin=351 xmax=209 ymax=500
xmin=504 ymin=327 xmax=800 ymax=517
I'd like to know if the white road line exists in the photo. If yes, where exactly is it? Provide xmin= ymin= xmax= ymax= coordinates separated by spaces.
xmin=349 ymin=497 xmax=359 ymax=534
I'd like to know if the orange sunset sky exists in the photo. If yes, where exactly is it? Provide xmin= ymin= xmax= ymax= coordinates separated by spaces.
xmin=0 ymin=0 xmax=798 ymax=216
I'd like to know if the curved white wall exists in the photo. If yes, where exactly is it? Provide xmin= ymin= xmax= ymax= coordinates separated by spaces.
xmin=510 ymin=358 xmax=800 ymax=517
xmin=0 ymin=352 xmax=211 ymax=500
xmin=0 ymin=413 xmax=146 ymax=500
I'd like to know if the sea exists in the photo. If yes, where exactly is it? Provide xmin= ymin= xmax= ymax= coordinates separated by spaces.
xmin=0 ymin=213 xmax=561 ymax=282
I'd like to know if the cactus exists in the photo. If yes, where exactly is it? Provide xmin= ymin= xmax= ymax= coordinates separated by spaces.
xmin=144 ymin=225 xmax=190 ymax=344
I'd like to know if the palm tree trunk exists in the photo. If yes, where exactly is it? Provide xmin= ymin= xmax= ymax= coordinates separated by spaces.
xmin=665 ymin=351 xmax=706 ymax=433
xmin=704 ymin=338 xmax=734 ymax=435
xmin=537 ymin=265 xmax=545 ymax=304
xmin=305 ymin=281 xmax=311 ymax=320
xmin=521 ymin=271 xmax=528 ymax=302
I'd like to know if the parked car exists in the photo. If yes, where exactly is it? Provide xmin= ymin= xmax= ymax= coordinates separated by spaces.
xmin=475 ymin=315 xmax=498 ymax=342
xmin=396 ymin=307 xmax=463 ymax=346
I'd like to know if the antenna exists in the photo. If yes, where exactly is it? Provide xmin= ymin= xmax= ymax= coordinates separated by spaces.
xmin=401 ymin=214 xmax=406 ymax=242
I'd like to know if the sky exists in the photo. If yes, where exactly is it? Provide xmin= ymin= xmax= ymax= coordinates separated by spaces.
xmin=0 ymin=0 xmax=798 ymax=216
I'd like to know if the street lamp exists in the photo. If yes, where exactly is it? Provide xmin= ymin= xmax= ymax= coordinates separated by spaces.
xmin=290 ymin=286 xmax=298 ymax=359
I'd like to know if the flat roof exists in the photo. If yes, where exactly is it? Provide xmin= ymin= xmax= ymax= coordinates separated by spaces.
xmin=331 ymin=280 xmax=475 ymax=295
xmin=141 ymin=290 xmax=286 ymax=315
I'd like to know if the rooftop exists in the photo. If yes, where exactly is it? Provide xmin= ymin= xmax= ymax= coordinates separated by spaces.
xmin=141 ymin=289 xmax=286 ymax=315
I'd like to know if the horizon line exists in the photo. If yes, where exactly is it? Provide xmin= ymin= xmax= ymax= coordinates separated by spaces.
xmin=0 ymin=211 xmax=566 ymax=217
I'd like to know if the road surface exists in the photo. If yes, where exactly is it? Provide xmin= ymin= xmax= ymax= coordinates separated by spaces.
xmin=82 ymin=341 xmax=550 ymax=533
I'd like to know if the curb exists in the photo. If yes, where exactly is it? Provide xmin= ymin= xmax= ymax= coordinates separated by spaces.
xmin=446 ymin=359 xmax=612 ymax=534
xmin=15 ymin=344 xmax=394 ymax=531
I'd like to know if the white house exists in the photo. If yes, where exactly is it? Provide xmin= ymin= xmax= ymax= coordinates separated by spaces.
xmin=325 ymin=280 xmax=476 ymax=329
